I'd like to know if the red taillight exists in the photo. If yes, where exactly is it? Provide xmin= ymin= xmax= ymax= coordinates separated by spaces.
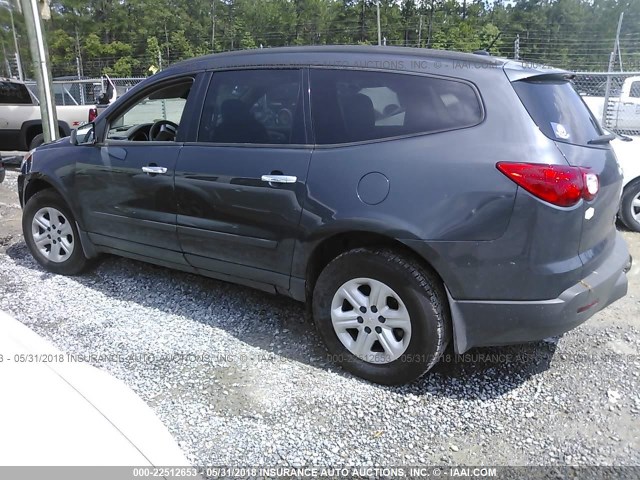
xmin=88 ymin=107 xmax=98 ymax=122
xmin=496 ymin=162 xmax=599 ymax=207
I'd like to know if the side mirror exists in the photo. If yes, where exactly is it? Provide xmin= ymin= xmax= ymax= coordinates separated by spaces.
xmin=72 ymin=122 xmax=96 ymax=146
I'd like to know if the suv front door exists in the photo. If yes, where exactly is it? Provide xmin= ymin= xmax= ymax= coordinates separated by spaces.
xmin=175 ymin=69 xmax=311 ymax=291
xmin=75 ymin=76 xmax=200 ymax=263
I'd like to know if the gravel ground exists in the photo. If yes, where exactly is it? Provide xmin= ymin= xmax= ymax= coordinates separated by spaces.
xmin=1 ymin=168 xmax=639 ymax=468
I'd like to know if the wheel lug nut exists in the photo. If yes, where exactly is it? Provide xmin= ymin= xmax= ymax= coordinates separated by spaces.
xmin=357 ymin=316 xmax=364 ymax=323
xmin=371 ymin=306 xmax=378 ymax=313
xmin=375 ymin=326 xmax=382 ymax=334
xmin=359 ymin=306 xmax=367 ymax=313
xmin=378 ymin=316 xmax=386 ymax=323
xmin=364 ymin=326 xmax=371 ymax=334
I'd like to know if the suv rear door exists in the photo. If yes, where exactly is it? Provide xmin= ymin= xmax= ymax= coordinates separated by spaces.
xmin=174 ymin=69 xmax=311 ymax=291
xmin=511 ymin=74 xmax=624 ymax=276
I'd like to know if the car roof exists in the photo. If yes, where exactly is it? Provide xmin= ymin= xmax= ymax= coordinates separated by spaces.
xmin=161 ymin=45 xmax=567 ymax=82
xmin=167 ymin=45 xmax=504 ymax=72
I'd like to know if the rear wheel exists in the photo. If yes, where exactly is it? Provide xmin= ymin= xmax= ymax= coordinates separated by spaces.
xmin=22 ymin=189 xmax=91 ymax=275
xmin=312 ymin=248 xmax=450 ymax=385
xmin=619 ymin=179 xmax=640 ymax=232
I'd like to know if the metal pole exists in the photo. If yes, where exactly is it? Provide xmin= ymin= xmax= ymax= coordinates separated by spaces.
xmin=9 ymin=7 xmax=24 ymax=80
xmin=19 ymin=0 xmax=58 ymax=142
xmin=602 ymin=12 xmax=624 ymax=126
xmin=602 ymin=53 xmax=615 ymax=127
xmin=1 ymin=39 xmax=11 ymax=77
xmin=376 ymin=1 xmax=381 ymax=46
xmin=615 ymin=12 xmax=623 ymax=72
xmin=417 ymin=14 xmax=423 ymax=47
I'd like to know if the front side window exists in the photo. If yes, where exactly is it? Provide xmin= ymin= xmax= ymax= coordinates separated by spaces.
xmin=107 ymin=79 xmax=193 ymax=142
xmin=630 ymin=81 xmax=640 ymax=99
xmin=309 ymin=69 xmax=483 ymax=144
xmin=0 ymin=81 xmax=32 ymax=105
xmin=199 ymin=69 xmax=305 ymax=145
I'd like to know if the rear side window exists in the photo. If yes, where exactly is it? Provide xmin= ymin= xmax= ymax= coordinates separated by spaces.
xmin=199 ymin=69 xmax=305 ymax=145
xmin=513 ymin=78 xmax=602 ymax=146
xmin=309 ymin=69 xmax=482 ymax=144
xmin=0 ymin=81 xmax=32 ymax=105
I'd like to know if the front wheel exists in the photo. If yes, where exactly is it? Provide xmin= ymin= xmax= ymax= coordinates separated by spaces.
xmin=312 ymin=248 xmax=450 ymax=385
xmin=22 ymin=189 xmax=91 ymax=275
xmin=619 ymin=179 xmax=640 ymax=232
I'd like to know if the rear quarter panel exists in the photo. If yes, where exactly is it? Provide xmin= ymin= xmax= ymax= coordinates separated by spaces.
xmin=294 ymin=64 xmax=580 ymax=301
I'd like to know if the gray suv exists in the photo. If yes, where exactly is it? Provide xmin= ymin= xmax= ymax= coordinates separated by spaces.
xmin=18 ymin=46 xmax=632 ymax=384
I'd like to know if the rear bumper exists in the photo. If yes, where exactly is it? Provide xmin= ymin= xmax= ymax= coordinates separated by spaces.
xmin=449 ymin=233 xmax=631 ymax=353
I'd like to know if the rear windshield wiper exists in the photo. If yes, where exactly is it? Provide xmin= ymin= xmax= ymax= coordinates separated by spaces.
xmin=588 ymin=133 xmax=617 ymax=145
xmin=588 ymin=132 xmax=633 ymax=144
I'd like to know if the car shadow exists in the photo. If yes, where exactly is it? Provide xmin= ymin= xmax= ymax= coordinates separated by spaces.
xmin=5 ymin=241 xmax=556 ymax=399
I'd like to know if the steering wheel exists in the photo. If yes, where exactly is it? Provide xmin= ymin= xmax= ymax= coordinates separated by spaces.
xmin=149 ymin=120 xmax=179 ymax=141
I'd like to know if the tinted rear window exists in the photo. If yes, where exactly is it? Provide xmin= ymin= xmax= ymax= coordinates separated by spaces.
xmin=310 ymin=69 xmax=483 ymax=144
xmin=0 ymin=81 xmax=32 ymax=104
xmin=512 ymin=78 xmax=602 ymax=146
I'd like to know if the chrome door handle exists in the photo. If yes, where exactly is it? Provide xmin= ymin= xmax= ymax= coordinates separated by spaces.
xmin=142 ymin=166 xmax=167 ymax=174
xmin=261 ymin=174 xmax=297 ymax=184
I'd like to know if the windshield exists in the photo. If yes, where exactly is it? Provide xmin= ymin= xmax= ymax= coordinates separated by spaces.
xmin=513 ymin=78 xmax=603 ymax=147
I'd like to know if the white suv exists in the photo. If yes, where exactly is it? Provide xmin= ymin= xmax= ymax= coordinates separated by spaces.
xmin=612 ymin=137 xmax=640 ymax=231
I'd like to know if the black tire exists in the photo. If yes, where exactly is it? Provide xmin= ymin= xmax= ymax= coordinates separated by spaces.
xmin=312 ymin=248 xmax=450 ymax=385
xmin=22 ymin=189 xmax=91 ymax=275
xmin=29 ymin=133 xmax=45 ymax=150
xmin=619 ymin=179 xmax=640 ymax=233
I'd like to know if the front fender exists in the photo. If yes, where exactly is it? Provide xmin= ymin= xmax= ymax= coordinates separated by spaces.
xmin=21 ymin=147 xmax=84 ymax=231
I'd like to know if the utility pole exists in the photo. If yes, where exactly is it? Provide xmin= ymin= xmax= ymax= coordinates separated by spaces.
xmin=74 ymin=26 xmax=83 ymax=76
xmin=211 ymin=0 xmax=216 ymax=52
xmin=19 ymin=0 xmax=58 ymax=143
xmin=376 ymin=1 xmax=381 ymax=46
xmin=417 ymin=14 xmax=423 ymax=48
xmin=426 ymin=0 xmax=434 ymax=48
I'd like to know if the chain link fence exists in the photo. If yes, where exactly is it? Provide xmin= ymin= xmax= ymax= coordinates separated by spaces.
xmin=24 ymin=77 xmax=145 ymax=106
xmin=573 ymin=72 xmax=640 ymax=136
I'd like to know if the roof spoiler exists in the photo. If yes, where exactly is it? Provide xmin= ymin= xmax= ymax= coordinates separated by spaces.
xmin=503 ymin=60 xmax=573 ymax=82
